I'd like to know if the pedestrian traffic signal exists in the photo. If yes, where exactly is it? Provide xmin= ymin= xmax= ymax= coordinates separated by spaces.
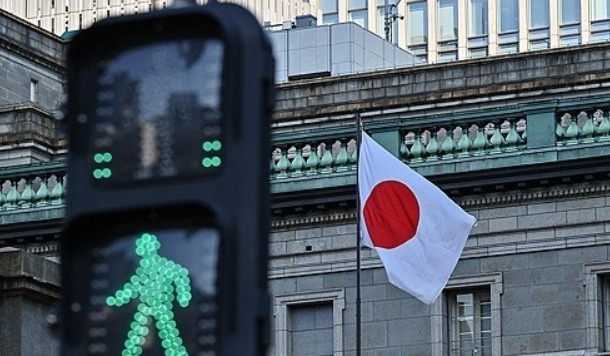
xmin=61 ymin=1 xmax=274 ymax=355
xmin=63 ymin=211 xmax=222 ymax=355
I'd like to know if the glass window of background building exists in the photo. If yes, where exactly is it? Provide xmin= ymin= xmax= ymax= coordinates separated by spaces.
xmin=438 ymin=0 xmax=458 ymax=40
xmin=449 ymin=290 xmax=492 ymax=356
xmin=560 ymin=0 xmax=581 ymax=45
xmin=377 ymin=0 xmax=400 ymax=44
xmin=529 ymin=0 xmax=550 ymax=50
xmin=591 ymin=0 xmax=610 ymax=42
xmin=349 ymin=0 xmax=368 ymax=28
xmin=407 ymin=1 xmax=428 ymax=62
xmin=321 ymin=0 xmax=339 ymax=25
xmin=498 ymin=0 xmax=519 ymax=53
xmin=592 ymin=0 xmax=610 ymax=20
xmin=438 ymin=0 xmax=458 ymax=62
xmin=468 ymin=0 xmax=489 ymax=58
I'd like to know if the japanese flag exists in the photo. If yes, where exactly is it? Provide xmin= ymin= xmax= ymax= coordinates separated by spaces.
xmin=358 ymin=132 xmax=476 ymax=304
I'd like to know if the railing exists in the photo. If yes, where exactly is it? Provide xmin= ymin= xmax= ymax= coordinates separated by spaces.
xmin=556 ymin=109 xmax=610 ymax=145
xmin=10 ymin=106 xmax=610 ymax=216
xmin=271 ymin=138 xmax=358 ymax=179
xmin=400 ymin=117 xmax=527 ymax=163
xmin=0 ymin=163 xmax=66 ymax=211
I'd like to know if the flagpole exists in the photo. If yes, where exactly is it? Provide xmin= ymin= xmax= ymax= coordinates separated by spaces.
xmin=355 ymin=112 xmax=363 ymax=356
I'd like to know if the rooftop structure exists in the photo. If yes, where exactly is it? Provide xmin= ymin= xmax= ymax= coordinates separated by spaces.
xmin=270 ymin=21 xmax=424 ymax=83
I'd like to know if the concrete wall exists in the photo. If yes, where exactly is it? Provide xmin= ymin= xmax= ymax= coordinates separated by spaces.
xmin=0 ymin=249 xmax=60 ymax=356
xmin=0 ymin=9 xmax=64 ymax=112
xmin=274 ymin=42 xmax=610 ymax=120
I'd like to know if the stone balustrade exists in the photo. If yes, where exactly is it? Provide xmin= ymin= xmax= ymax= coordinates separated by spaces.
xmin=400 ymin=117 xmax=527 ymax=163
xmin=271 ymin=138 xmax=358 ymax=179
xmin=0 ymin=164 xmax=66 ymax=211
xmin=556 ymin=108 xmax=610 ymax=145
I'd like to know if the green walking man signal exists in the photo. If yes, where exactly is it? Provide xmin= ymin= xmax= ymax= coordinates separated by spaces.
xmin=106 ymin=233 xmax=192 ymax=356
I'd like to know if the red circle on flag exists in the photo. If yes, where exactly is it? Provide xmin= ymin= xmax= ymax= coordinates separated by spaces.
xmin=363 ymin=180 xmax=420 ymax=249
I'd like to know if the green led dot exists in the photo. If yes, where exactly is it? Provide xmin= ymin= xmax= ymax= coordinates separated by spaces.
xmin=202 ymin=141 xmax=213 ymax=151
xmin=211 ymin=156 xmax=221 ymax=167
xmin=135 ymin=312 xmax=144 ymax=323
xmin=93 ymin=169 xmax=103 ymax=179
xmin=102 ymin=168 xmax=112 ymax=178
xmin=212 ymin=140 xmax=222 ymax=151
xmin=106 ymin=296 xmax=116 ymax=306
xmin=94 ymin=153 xmax=104 ymax=164
xmin=201 ymin=157 xmax=211 ymax=168
xmin=103 ymin=152 xmax=113 ymax=162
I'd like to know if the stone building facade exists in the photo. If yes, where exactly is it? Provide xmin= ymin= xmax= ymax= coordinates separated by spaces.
xmin=0 ymin=9 xmax=63 ymax=356
xmin=4 ymin=5 xmax=610 ymax=356
xmin=266 ymin=42 xmax=610 ymax=355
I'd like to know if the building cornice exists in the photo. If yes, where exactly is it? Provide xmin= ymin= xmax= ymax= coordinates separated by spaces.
xmin=271 ymin=180 xmax=610 ymax=229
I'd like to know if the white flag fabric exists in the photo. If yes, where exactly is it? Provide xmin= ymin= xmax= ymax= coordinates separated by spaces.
xmin=358 ymin=132 xmax=476 ymax=304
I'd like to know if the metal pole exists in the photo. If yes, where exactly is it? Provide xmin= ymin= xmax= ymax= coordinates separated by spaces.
xmin=384 ymin=0 xmax=390 ymax=41
xmin=355 ymin=112 xmax=363 ymax=356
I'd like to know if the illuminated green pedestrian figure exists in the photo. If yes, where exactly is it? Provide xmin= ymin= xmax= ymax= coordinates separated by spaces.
xmin=106 ymin=233 xmax=192 ymax=356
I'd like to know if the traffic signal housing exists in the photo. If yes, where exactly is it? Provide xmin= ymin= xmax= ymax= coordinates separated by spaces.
xmin=61 ymin=2 xmax=274 ymax=355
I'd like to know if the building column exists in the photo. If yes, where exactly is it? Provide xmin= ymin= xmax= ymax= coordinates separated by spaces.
xmin=427 ymin=0 xmax=438 ymax=64
xmin=338 ymin=0 xmax=348 ymax=23
xmin=581 ymin=0 xmax=591 ymax=44
xmin=488 ymin=0 xmax=499 ymax=56
xmin=457 ymin=0 xmax=468 ymax=59
xmin=518 ymin=0 xmax=528 ymax=51
xmin=549 ymin=0 xmax=559 ymax=47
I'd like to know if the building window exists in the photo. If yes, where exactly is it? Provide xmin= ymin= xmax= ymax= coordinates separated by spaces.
xmin=438 ymin=0 xmax=458 ymax=41
xmin=349 ymin=0 xmax=368 ymax=29
xmin=320 ymin=0 xmax=338 ymax=25
xmin=585 ymin=263 xmax=610 ymax=351
xmin=602 ymin=277 xmax=610 ymax=351
xmin=431 ymin=273 xmax=503 ymax=355
xmin=449 ymin=290 xmax=492 ymax=355
xmin=592 ymin=0 xmax=610 ymax=20
xmin=468 ymin=0 xmax=489 ymax=58
xmin=290 ymin=303 xmax=333 ymax=355
xmin=273 ymin=289 xmax=345 ymax=356
xmin=438 ymin=0 xmax=458 ymax=62
xmin=560 ymin=0 xmax=581 ymax=46
xmin=529 ymin=0 xmax=550 ymax=50
xmin=591 ymin=0 xmax=610 ymax=42
xmin=377 ymin=0 xmax=400 ymax=44
xmin=407 ymin=1 xmax=428 ymax=62
xmin=30 ymin=79 xmax=38 ymax=103
xmin=498 ymin=0 xmax=519 ymax=53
